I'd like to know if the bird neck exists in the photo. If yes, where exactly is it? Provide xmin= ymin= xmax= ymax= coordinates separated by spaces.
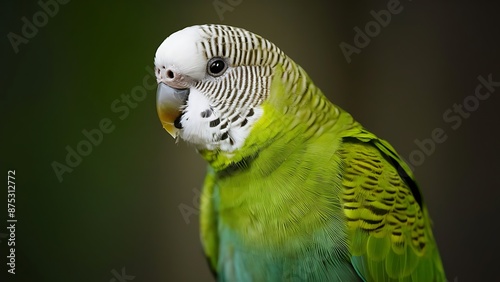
xmin=199 ymin=62 xmax=359 ymax=172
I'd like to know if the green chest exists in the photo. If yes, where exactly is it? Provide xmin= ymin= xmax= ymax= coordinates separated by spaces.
xmin=214 ymin=144 xmax=346 ymax=250
xmin=213 ymin=168 xmax=357 ymax=281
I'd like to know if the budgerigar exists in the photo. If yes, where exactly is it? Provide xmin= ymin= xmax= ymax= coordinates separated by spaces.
xmin=154 ymin=24 xmax=445 ymax=281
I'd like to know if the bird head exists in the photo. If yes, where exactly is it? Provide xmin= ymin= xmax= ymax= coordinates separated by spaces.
xmin=154 ymin=25 xmax=289 ymax=152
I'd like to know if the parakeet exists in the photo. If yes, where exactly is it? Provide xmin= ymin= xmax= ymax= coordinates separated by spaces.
xmin=154 ymin=24 xmax=446 ymax=281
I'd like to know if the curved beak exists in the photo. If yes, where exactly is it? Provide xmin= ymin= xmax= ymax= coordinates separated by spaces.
xmin=156 ymin=82 xmax=189 ymax=138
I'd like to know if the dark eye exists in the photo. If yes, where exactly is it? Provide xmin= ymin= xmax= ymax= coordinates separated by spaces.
xmin=207 ymin=57 xmax=227 ymax=77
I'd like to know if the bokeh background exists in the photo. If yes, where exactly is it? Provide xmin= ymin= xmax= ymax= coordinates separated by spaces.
xmin=2 ymin=1 xmax=499 ymax=281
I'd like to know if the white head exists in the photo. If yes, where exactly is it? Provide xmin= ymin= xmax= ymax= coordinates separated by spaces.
xmin=154 ymin=25 xmax=288 ymax=152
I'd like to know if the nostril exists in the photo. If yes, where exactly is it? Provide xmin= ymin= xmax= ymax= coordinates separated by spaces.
xmin=166 ymin=70 xmax=174 ymax=79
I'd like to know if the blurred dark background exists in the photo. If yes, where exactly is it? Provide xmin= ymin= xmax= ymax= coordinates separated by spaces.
xmin=1 ymin=1 xmax=499 ymax=281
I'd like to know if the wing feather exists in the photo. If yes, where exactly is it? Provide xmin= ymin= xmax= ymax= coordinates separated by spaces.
xmin=337 ymin=136 xmax=446 ymax=281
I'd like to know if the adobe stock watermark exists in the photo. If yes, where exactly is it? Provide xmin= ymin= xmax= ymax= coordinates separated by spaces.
xmin=178 ymin=186 xmax=224 ymax=224
xmin=7 ymin=0 xmax=71 ymax=54
xmin=213 ymin=0 xmax=243 ymax=21
xmin=109 ymin=267 xmax=135 ymax=282
xmin=179 ymin=188 xmax=203 ymax=224
xmin=402 ymin=73 xmax=499 ymax=171
xmin=339 ymin=0 xmax=411 ymax=64
xmin=50 ymin=66 xmax=157 ymax=183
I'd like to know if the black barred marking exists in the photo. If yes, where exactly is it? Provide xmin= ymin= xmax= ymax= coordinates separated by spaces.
xmin=382 ymin=197 xmax=395 ymax=203
xmin=354 ymin=157 xmax=382 ymax=167
xmin=220 ymin=132 xmax=229 ymax=140
xmin=389 ymin=180 xmax=401 ymax=186
xmin=395 ymin=206 xmax=407 ymax=211
xmin=343 ymin=198 xmax=358 ymax=203
xmin=363 ymin=224 xmax=385 ymax=232
xmin=392 ymin=214 xmax=408 ymax=223
xmin=240 ymin=119 xmax=248 ymax=127
xmin=346 ymin=216 xmax=360 ymax=222
xmin=220 ymin=123 xmax=228 ymax=130
xmin=388 ymin=221 xmax=399 ymax=226
xmin=201 ymin=109 xmax=212 ymax=118
xmin=343 ymin=183 xmax=356 ymax=189
xmin=199 ymin=25 xmax=290 ymax=69
xmin=360 ymin=184 xmax=374 ymax=191
xmin=247 ymin=108 xmax=254 ymax=117
xmin=210 ymin=118 xmax=220 ymax=127
xmin=343 ymin=175 xmax=356 ymax=182
xmin=366 ymin=205 xmax=389 ymax=216
xmin=355 ymin=162 xmax=374 ymax=172
xmin=239 ymin=81 xmax=253 ymax=108
xmin=399 ymin=189 xmax=410 ymax=196
xmin=362 ymin=218 xmax=384 ymax=225
xmin=343 ymin=190 xmax=355 ymax=196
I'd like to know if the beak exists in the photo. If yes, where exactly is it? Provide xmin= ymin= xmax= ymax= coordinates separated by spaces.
xmin=156 ymin=82 xmax=190 ymax=138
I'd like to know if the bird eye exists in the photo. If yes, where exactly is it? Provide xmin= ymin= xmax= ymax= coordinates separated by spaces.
xmin=207 ymin=57 xmax=227 ymax=77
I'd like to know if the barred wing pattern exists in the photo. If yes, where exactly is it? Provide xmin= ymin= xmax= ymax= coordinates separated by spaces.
xmin=338 ymin=138 xmax=446 ymax=282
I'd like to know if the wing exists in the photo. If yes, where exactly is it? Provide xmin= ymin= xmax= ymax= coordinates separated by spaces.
xmin=200 ymin=166 xmax=219 ymax=278
xmin=337 ymin=134 xmax=446 ymax=282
